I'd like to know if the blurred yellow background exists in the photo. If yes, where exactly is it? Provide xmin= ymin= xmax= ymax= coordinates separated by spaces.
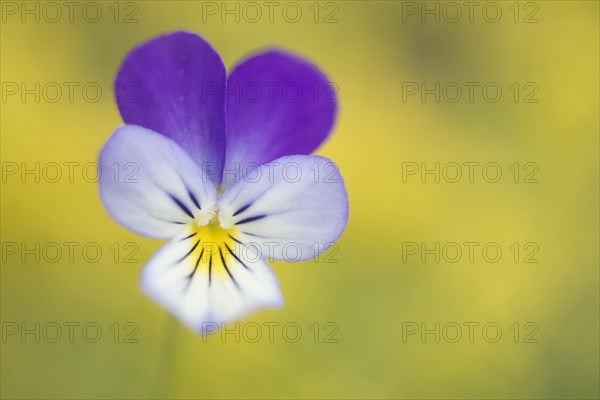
xmin=1 ymin=1 xmax=598 ymax=398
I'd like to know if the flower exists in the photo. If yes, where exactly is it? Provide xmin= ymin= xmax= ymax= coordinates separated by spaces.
xmin=98 ymin=31 xmax=349 ymax=332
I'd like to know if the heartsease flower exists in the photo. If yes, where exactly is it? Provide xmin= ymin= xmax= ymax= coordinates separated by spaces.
xmin=98 ymin=31 xmax=348 ymax=332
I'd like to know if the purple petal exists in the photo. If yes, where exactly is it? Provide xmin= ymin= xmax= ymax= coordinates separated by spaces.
xmin=98 ymin=125 xmax=218 ymax=239
xmin=223 ymin=51 xmax=338 ymax=188
xmin=217 ymin=155 xmax=349 ymax=261
xmin=115 ymin=31 xmax=226 ymax=185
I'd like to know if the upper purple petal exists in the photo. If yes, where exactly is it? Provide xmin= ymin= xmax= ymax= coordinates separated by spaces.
xmin=223 ymin=50 xmax=338 ymax=188
xmin=115 ymin=31 xmax=226 ymax=185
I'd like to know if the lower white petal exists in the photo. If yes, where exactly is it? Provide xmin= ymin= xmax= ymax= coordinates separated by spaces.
xmin=140 ymin=229 xmax=283 ymax=332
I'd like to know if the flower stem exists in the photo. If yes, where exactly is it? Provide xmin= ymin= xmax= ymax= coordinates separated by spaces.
xmin=152 ymin=315 xmax=181 ymax=399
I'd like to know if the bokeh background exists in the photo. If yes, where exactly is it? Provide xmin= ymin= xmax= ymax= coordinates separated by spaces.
xmin=1 ymin=1 xmax=599 ymax=398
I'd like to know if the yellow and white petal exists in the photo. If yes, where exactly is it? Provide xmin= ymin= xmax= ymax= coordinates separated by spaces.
xmin=140 ymin=229 xmax=283 ymax=332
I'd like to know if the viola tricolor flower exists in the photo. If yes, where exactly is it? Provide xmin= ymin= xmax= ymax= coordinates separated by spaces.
xmin=98 ymin=31 xmax=348 ymax=332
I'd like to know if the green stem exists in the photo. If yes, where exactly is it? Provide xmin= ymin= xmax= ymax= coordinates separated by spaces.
xmin=152 ymin=315 xmax=181 ymax=399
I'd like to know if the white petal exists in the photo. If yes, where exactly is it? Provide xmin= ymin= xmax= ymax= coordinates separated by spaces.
xmin=218 ymin=155 xmax=349 ymax=261
xmin=140 ymin=230 xmax=283 ymax=332
xmin=99 ymin=125 xmax=218 ymax=238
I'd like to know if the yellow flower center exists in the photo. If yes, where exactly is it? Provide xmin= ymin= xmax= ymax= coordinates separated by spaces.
xmin=181 ymin=210 xmax=243 ymax=282
xmin=193 ymin=214 xmax=239 ymax=256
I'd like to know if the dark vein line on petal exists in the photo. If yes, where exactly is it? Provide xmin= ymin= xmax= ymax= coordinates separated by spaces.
xmin=224 ymin=243 xmax=251 ymax=272
xmin=236 ymin=215 xmax=266 ymax=225
xmin=149 ymin=214 xmax=187 ymax=225
xmin=208 ymin=254 xmax=213 ymax=287
xmin=187 ymin=189 xmax=201 ymax=210
xmin=168 ymin=193 xmax=194 ymax=219
xmin=188 ymin=248 xmax=205 ymax=280
xmin=241 ymin=231 xmax=266 ymax=238
xmin=176 ymin=240 xmax=199 ymax=264
xmin=183 ymin=247 xmax=205 ymax=292
xmin=233 ymin=203 xmax=252 ymax=217
xmin=228 ymin=234 xmax=244 ymax=246
xmin=180 ymin=232 xmax=197 ymax=241
xmin=219 ymin=247 xmax=241 ymax=291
